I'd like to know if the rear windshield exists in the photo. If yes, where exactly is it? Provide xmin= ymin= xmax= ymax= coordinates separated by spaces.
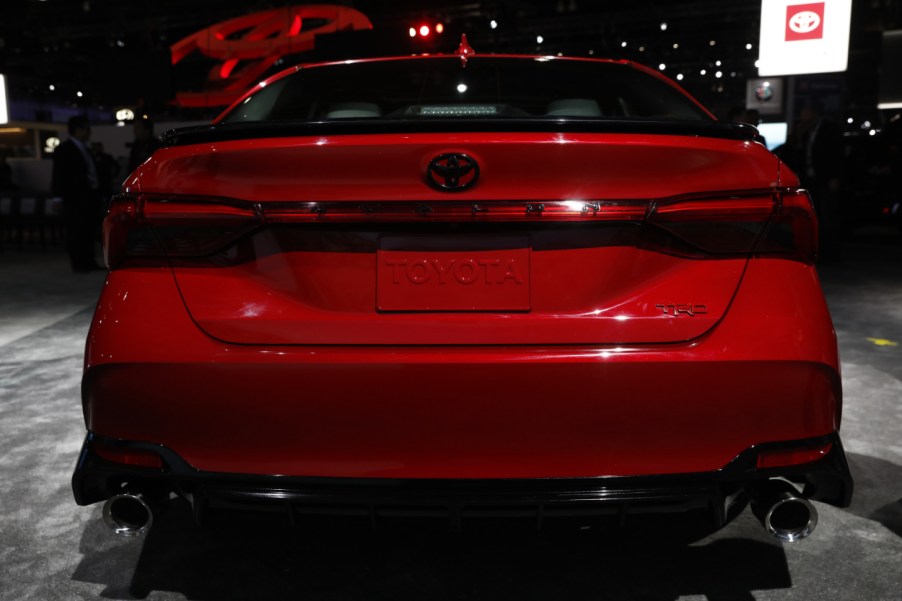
xmin=220 ymin=57 xmax=710 ymax=124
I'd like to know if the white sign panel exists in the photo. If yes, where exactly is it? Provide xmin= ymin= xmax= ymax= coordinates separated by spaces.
xmin=758 ymin=0 xmax=852 ymax=76
xmin=0 ymin=74 xmax=8 ymax=125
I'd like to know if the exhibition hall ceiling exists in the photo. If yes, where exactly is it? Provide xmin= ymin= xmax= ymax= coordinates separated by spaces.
xmin=0 ymin=0 xmax=899 ymax=115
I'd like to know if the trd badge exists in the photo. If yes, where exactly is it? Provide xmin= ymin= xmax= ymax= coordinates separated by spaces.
xmin=656 ymin=304 xmax=708 ymax=317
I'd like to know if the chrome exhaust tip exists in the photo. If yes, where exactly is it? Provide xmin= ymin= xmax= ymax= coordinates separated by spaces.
xmin=751 ymin=481 xmax=818 ymax=543
xmin=102 ymin=493 xmax=154 ymax=538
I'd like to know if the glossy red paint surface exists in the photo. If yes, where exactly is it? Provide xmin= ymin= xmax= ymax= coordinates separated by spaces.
xmin=138 ymin=133 xmax=778 ymax=201
xmin=129 ymin=134 xmax=784 ymax=346
xmin=83 ymin=257 xmax=840 ymax=478
xmin=81 ymin=55 xmax=842 ymax=484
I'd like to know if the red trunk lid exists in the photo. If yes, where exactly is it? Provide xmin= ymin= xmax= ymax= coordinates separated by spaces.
xmin=135 ymin=132 xmax=781 ymax=345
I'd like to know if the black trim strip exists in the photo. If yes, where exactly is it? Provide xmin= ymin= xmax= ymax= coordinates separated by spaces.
xmin=160 ymin=119 xmax=759 ymax=147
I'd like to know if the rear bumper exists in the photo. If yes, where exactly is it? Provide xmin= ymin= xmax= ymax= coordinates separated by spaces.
xmin=82 ymin=355 xmax=843 ymax=479
xmin=73 ymin=432 xmax=852 ymax=528
xmin=82 ymin=260 xmax=844 ymax=481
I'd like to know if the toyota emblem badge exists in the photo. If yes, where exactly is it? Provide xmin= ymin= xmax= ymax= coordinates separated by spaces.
xmin=426 ymin=153 xmax=479 ymax=192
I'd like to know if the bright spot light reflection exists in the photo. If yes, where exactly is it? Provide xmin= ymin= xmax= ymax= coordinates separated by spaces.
xmin=598 ymin=347 xmax=628 ymax=359
xmin=563 ymin=200 xmax=585 ymax=211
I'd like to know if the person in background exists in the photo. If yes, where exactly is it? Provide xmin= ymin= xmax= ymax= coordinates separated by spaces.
xmin=746 ymin=109 xmax=762 ymax=127
xmin=0 ymin=150 xmax=20 ymax=191
xmin=728 ymin=106 xmax=748 ymax=125
xmin=728 ymin=106 xmax=766 ymax=146
xmin=91 ymin=141 xmax=120 ymax=209
xmin=798 ymin=102 xmax=844 ymax=263
xmin=774 ymin=119 xmax=807 ymax=171
xmin=52 ymin=115 xmax=103 ymax=272
xmin=885 ymin=114 xmax=902 ymax=231
xmin=127 ymin=116 xmax=159 ymax=174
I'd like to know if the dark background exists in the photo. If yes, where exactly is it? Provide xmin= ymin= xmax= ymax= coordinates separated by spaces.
xmin=1 ymin=0 xmax=901 ymax=122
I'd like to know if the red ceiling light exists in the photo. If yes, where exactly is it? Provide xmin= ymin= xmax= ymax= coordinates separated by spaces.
xmin=219 ymin=58 xmax=239 ymax=79
xmin=289 ymin=15 xmax=302 ymax=37
xmin=419 ymin=25 xmax=430 ymax=37
xmin=170 ymin=5 xmax=373 ymax=108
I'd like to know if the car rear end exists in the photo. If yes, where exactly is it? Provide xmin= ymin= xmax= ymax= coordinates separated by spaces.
xmin=73 ymin=54 xmax=852 ymax=540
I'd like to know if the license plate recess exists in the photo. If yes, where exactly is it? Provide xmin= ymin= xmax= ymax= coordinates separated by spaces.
xmin=377 ymin=235 xmax=530 ymax=312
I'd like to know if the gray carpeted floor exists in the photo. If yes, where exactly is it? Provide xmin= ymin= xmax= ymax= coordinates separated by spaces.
xmin=1 ymin=232 xmax=901 ymax=600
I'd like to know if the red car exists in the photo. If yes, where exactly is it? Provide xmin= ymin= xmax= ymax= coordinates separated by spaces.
xmin=73 ymin=44 xmax=852 ymax=542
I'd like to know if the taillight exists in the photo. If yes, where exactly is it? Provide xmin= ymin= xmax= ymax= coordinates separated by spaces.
xmin=645 ymin=189 xmax=817 ymax=263
xmin=757 ymin=190 xmax=818 ymax=264
xmin=104 ymin=189 xmax=817 ymax=268
xmin=103 ymin=194 xmax=262 ymax=268
xmin=91 ymin=441 xmax=164 ymax=469
xmin=648 ymin=192 xmax=774 ymax=256
xmin=757 ymin=442 xmax=832 ymax=469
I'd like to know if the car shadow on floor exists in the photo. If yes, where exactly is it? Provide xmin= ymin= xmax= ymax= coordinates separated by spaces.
xmin=844 ymin=452 xmax=902 ymax=538
xmin=72 ymin=500 xmax=792 ymax=601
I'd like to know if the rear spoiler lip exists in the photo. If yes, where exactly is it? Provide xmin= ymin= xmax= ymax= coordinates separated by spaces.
xmin=160 ymin=119 xmax=760 ymax=148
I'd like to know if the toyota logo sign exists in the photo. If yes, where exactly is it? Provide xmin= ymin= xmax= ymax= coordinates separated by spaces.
xmin=758 ymin=0 xmax=851 ymax=76
xmin=785 ymin=3 xmax=825 ymax=41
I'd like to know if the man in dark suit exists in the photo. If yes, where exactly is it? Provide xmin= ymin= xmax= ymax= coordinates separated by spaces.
xmin=52 ymin=116 xmax=104 ymax=272
xmin=798 ymin=103 xmax=844 ymax=262
xmin=127 ymin=116 xmax=159 ymax=175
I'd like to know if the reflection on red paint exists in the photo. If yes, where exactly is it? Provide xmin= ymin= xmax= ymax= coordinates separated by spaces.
xmin=219 ymin=58 xmax=239 ymax=79
xmin=171 ymin=5 xmax=372 ymax=108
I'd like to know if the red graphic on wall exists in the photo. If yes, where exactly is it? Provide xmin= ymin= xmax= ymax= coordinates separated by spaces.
xmin=785 ymin=3 xmax=825 ymax=41
xmin=171 ymin=5 xmax=372 ymax=108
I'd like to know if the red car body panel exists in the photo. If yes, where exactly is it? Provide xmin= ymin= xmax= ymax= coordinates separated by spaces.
xmin=83 ymin=257 xmax=839 ymax=479
xmin=139 ymin=134 xmax=776 ymax=201
xmin=73 ymin=54 xmax=851 ymax=532
xmin=132 ymin=133 xmax=780 ymax=346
